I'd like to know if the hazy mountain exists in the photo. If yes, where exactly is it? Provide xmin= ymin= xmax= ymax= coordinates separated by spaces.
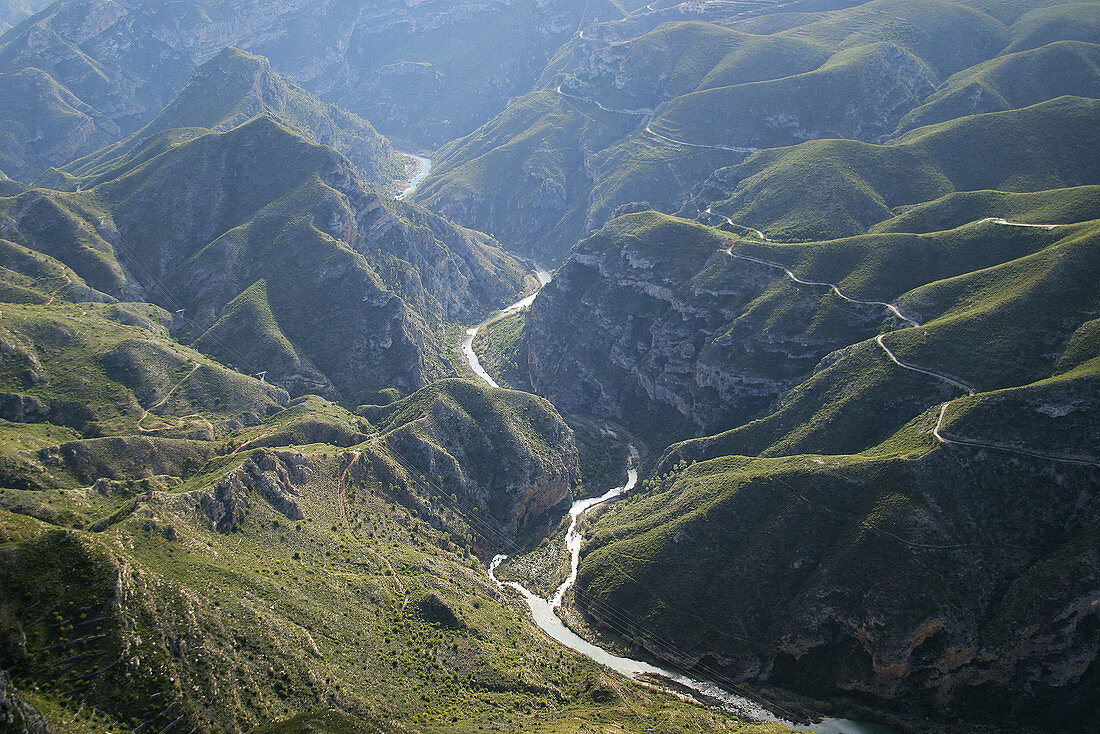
xmin=0 ymin=0 xmax=621 ymax=172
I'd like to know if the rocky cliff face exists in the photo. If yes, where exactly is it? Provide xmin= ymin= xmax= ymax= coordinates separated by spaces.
xmin=365 ymin=379 xmax=578 ymax=541
xmin=186 ymin=448 xmax=313 ymax=533
xmin=524 ymin=212 xmax=892 ymax=445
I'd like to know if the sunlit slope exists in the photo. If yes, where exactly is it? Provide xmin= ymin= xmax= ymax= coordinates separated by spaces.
xmin=50 ymin=48 xmax=401 ymax=189
xmin=364 ymin=378 xmax=579 ymax=537
xmin=421 ymin=1 xmax=1100 ymax=260
xmin=0 ymin=435 xmax=771 ymax=733
xmin=0 ymin=294 xmax=776 ymax=733
xmin=691 ymin=96 xmax=1100 ymax=240
xmin=659 ymin=216 xmax=1099 ymax=461
xmin=540 ymin=21 xmax=831 ymax=112
xmin=649 ymin=41 xmax=937 ymax=149
xmin=776 ymin=0 xmax=1010 ymax=77
xmin=894 ymin=40 xmax=1100 ymax=134
xmin=1000 ymin=1 xmax=1100 ymax=54
xmin=1 ymin=117 xmax=527 ymax=403
xmin=871 ymin=185 xmax=1100 ymax=233
xmin=528 ymin=211 xmax=1100 ymax=730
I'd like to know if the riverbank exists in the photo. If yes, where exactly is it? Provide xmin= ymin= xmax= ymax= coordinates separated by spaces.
xmin=395 ymin=152 xmax=432 ymax=199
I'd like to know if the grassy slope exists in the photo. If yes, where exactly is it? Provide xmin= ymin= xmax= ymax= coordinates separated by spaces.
xmin=777 ymin=0 xmax=1010 ymax=78
xmin=893 ymin=40 xmax=1100 ymax=134
xmin=578 ymin=433 xmax=1099 ymax=727
xmin=57 ymin=47 xmax=401 ymax=189
xmin=421 ymin=0 xmax=1100 ymax=257
xmin=0 ymin=445 xmax=786 ymax=734
xmin=662 ymin=217 xmax=1099 ymax=462
xmin=0 ymin=294 xmax=781 ymax=731
xmin=694 ymin=95 xmax=1100 ymax=240
xmin=365 ymin=378 xmax=578 ymax=537
xmin=872 ymin=185 xmax=1100 ymax=233
xmin=550 ymin=211 xmax=1099 ymax=726
xmin=650 ymin=41 xmax=938 ymax=149
xmin=2 ymin=116 xmax=528 ymax=404
xmin=415 ymin=88 xmax=641 ymax=261
xmin=472 ymin=310 xmax=530 ymax=391
xmin=1000 ymin=1 xmax=1100 ymax=54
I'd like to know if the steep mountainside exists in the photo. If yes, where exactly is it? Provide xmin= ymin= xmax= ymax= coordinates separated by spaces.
xmin=514 ymin=205 xmax=1100 ymax=729
xmin=1 ymin=1 xmax=1098 ymax=733
xmin=418 ymin=0 xmax=1100 ymax=261
xmin=0 ymin=116 xmax=529 ymax=404
xmin=0 ymin=0 xmax=621 ymax=167
xmin=45 ymin=48 xmax=403 ymax=190
xmin=364 ymin=379 xmax=579 ymax=538
xmin=0 ymin=66 xmax=122 ymax=181
xmin=0 ymin=297 xmax=767 ymax=732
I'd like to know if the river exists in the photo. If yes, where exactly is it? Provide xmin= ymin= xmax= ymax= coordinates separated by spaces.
xmin=463 ymin=269 xmax=899 ymax=734
xmin=461 ymin=269 xmax=552 ymax=389
xmin=396 ymin=153 xmax=432 ymax=200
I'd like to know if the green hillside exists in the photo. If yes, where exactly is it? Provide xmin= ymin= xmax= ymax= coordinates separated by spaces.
xmin=872 ymin=185 xmax=1100 ymax=233
xmin=0 ymin=67 xmax=121 ymax=180
xmin=2 ymin=1 xmax=1099 ymax=732
xmin=0 ymin=417 xmax=767 ymax=734
xmin=650 ymin=41 xmax=937 ymax=150
xmin=1000 ymin=1 xmax=1100 ymax=54
xmin=422 ymin=1 xmax=1100 ymax=259
xmin=577 ymin=437 xmax=1099 ymax=729
xmin=1 ymin=116 xmax=528 ymax=404
xmin=692 ymin=96 xmax=1100 ymax=240
xmin=894 ymin=40 xmax=1100 ymax=133
xmin=55 ymin=48 xmax=402 ymax=189
xmin=520 ymin=207 xmax=1100 ymax=728
xmin=365 ymin=378 xmax=579 ymax=537
xmin=778 ymin=0 xmax=1009 ymax=77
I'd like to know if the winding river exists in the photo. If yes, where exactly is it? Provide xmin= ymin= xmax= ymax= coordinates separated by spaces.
xmin=461 ymin=269 xmax=551 ymax=389
xmin=462 ymin=269 xmax=898 ymax=734
xmin=396 ymin=153 xmax=432 ymax=200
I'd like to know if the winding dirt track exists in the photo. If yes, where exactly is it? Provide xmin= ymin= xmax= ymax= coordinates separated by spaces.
xmin=137 ymin=362 xmax=201 ymax=431
xmin=644 ymin=124 xmax=758 ymax=154
xmin=720 ymin=222 xmax=1098 ymax=469
xmin=555 ymin=85 xmax=653 ymax=116
xmin=705 ymin=208 xmax=768 ymax=240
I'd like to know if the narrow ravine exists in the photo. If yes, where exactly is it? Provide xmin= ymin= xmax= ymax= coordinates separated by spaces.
xmin=461 ymin=269 xmax=893 ymax=733
xmin=461 ymin=269 xmax=551 ymax=389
